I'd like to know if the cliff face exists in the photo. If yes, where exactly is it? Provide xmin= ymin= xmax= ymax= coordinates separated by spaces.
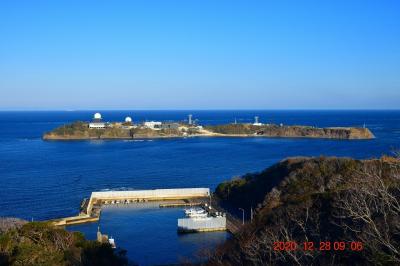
xmin=206 ymin=124 xmax=375 ymax=139
xmin=211 ymin=156 xmax=400 ymax=265
xmin=348 ymin=127 xmax=375 ymax=139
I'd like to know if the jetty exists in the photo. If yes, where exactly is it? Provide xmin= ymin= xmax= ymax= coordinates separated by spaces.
xmin=178 ymin=210 xmax=227 ymax=233
xmin=51 ymin=188 xmax=211 ymax=226
xmin=50 ymin=187 xmax=243 ymax=233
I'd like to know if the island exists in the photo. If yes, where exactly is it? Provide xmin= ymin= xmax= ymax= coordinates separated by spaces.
xmin=43 ymin=113 xmax=375 ymax=140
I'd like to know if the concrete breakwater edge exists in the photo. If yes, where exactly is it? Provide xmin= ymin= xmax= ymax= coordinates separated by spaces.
xmin=48 ymin=188 xmax=241 ymax=233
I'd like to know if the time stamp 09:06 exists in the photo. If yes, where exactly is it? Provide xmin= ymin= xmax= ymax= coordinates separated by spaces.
xmin=274 ymin=241 xmax=364 ymax=252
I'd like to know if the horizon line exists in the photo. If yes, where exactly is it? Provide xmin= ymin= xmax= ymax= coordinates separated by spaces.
xmin=1 ymin=108 xmax=400 ymax=112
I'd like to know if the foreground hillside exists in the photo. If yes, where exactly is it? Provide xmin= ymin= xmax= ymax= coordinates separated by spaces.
xmin=210 ymin=156 xmax=400 ymax=265
xmin=0 ymin=221 xmax=128 ymax=266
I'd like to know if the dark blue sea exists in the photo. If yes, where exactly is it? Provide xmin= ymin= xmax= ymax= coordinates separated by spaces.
xmin=1 ymin=110 xmax=400 ymax=265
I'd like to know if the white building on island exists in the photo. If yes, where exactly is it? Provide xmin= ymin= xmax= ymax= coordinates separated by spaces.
xmin=89 ymin=113 xmax=106 ymax=128
xmin=144 ymin=121 xmax=162 ymax=130
xmin=121 ymin=116 xmax=135 ymax=129
xmin=253 ymin=116 xmax=263 ymax=126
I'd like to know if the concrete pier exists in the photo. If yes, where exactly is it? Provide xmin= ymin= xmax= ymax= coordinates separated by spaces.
xmin=51 ymin=214 xmax=99 ymax=226
xmin=178 ymin=216 xmax=227 ymax=233
xmin=86 ymin=188 xmax=210 ymax=215
xmin=159 ymin=202 xmax=202 ymax=208
xmin=51 ymin=188 xmax=210 ymax=226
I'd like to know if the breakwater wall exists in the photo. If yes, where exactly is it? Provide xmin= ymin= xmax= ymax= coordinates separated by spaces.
xmin=86 ymin=188 xmax=210 ymax=215
xmin=51 ymin=188 xmax=210 ymax=226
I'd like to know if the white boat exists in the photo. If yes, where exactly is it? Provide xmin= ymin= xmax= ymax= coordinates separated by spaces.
xmin=108 ymin=237 xmax=116 ymax=249
xmin=184 ymin=208 xmax=208 ymax=218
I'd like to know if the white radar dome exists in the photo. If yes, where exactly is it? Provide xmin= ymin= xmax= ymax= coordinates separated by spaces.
xmin=125 ymin=116 xmax=132 ymax=122
xmin=94 ymin=113 xmax=102 ymax=119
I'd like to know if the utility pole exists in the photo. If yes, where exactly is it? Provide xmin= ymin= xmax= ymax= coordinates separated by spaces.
xmin=188 ymin=114 xmax=192 ymax=125
xmin=239 ymin=208 xmax=245 ymax=225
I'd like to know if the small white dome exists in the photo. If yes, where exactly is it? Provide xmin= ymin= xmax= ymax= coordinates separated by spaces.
xmin=94 ymin=113 xmax=102 ymax=119
xmin=125 ymin=116 xmax=132 ymax=122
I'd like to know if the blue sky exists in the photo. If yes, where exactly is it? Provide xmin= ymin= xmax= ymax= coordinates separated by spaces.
xmin=0 ymin=0 xmax=399 ymax=110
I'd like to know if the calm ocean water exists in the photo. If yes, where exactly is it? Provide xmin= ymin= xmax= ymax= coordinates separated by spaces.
xmin=1 ymin=110 xmax=400 ymax=265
